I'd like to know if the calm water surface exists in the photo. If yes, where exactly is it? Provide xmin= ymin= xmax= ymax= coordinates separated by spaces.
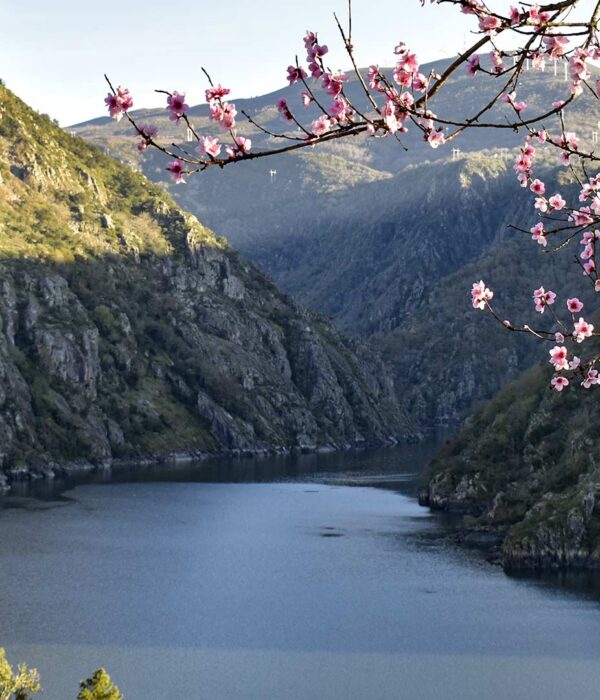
xmin=1 ymin=442 xmax=600 ymax=699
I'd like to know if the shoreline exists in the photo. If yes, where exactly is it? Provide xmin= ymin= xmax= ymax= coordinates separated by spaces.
xmin=0 ymin=435 xmax=413 ymax=497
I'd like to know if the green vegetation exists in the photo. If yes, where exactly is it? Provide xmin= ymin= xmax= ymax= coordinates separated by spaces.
xmin=425 ymin=351 xmax=600 ymax=568
xmin=77 ymin=669 xmax=122 ymax=700
xmin=0 ymin=648 xmax=40 ymax=700
xmin=0 ymin=648 xmax=122 ymax=700
xmin=0 ymin=83 xmax=410 ymax=476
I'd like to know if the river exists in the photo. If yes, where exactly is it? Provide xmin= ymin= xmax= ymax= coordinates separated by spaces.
xmin=1 ymin=443 xmax=599 ymax=699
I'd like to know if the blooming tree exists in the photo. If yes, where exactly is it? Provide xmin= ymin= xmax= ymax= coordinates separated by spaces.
xmin=104 ymin=0 xmax=600 ymax=391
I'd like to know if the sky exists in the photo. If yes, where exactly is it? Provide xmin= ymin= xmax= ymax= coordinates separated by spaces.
xmin=1 ymin=0 xmax=596 ymax=126
xmin=0 ymin=0 xmax=480 ymax=125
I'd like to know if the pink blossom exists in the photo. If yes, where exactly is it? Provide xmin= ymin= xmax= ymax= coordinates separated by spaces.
xmin=367 ymin=66 xmax=383 ymax=91
xmin=551 ymin=376 xmax=569 ymax=391
xmin=555 ymin=332 xmax=565 ymax=343
xmin=549 ymin=346 xmax=569 ymax=371
xmin=166 ymin=159 xmax=185 ymax=184
xmin=400 ymin=52 xmax=420 ymax=72
xmin=301 ymin=91 xmax=313 ymax=108
xmin=398 ymin=92 xmax=415 ymax=109
xmin=569 ymin=356 xmax=581 ymax=370
xmin=105 ymin=86 xmax=133 ymax=121
xmin=530 ymin=179 xmax=545 ymax=195
xmin=584 ymin=259 xmax=596 ymax=276
xmin=530 ymin=222 xmax=546 ymax=247
xmin=394 ymin=67 xmax=413 ymax=88
xmin=136 ymin=123 xmax=158 ymax=151
xmin=205 ymin=84 xmax=230 ymax=103
xmin=196 ymin=136 xmax=221 ymax=159
xmin=582 ymin=369 xmax=599 ymax=388
xmin=523 ymin=144 xmax=535 ymax=158
xmin=529 ymin=5 xmax=552 ymax=24
xmin=544 ymin=34 xmax=569 ymax=59
xmin=225 ymin=136 xmax=252 ymax=158
xmin=570 ymin=210 xmax=594 ymax=226
xmin=412 ymin=73 xmax=429 ymax=92
xmin=287 ymin=66 xmax=308 ymax=85
xmin=167 ymin=91 xmax=189 ymax=122
xmin=491 ymin=50 xmax=505 ymax=73
xmin=567 ymin=297 xmax=584 ymax=313
xmin=570 ymin=51 xmax=590 ymax=81
xmin=427 ymin=128 xmax=446 ymax=149
xmin=534 ymin=197 xmax=548 ymax=213
xmin=322 ymin=71 xmax=347 ymax=97
xmin=210 ymin=102 xmax=237 ymax=131
xmin=235 ymin=136 xmax=252 ymax=154
xmin=581 ymin=244 xmax=594 ymax=261
xmin=574 ymin=317 xmax=594 ymax=342
xmin=471 ymin=280 xmax=493 ymax=309
xmin=510 ymin=6 xmax=521 ymax=25
xmin=311 ymin=115 xmax=334 ymax=137
xmin=514 ymin=153 xmax=533 ymax=174
xmin=277 ymin=98 xmax=294 ymax=123
xmin=384 ymin=100 xmax=401 ymax=134
xmin=581 ymin=231 xmax=598 ymax=245
xmin=303 ymin=31 xmax=317 ymax=50
xmin=504 ymin=91 xmax=526 ymax=112
xmin=559 ymin=131 xmax=579 ymax=150
xmin=533 ymin=286 xmax=556 ymax=313
xmin=330 ymin=97 xmax=353 ymax=125
xmin=467 ymin=55 xmax=480 ymax=76
xmin=479 ymin=15 xmax=502 ymax=34
xmin=548 ymin=194 xmax=566 ymax=211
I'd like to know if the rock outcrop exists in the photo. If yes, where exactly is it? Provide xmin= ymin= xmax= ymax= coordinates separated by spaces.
xmin=0 ymin=84 xmax=415 ymax=487
xmin=421 ymin=364 xmax=600 ymax=570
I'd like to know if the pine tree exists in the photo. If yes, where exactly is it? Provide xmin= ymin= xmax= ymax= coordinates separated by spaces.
xmin=77 ymin=669 xmax=122 ymax=700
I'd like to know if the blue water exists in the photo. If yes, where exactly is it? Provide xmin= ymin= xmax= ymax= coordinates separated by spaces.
xmin=1 ymin=445 xmax=599 ymax=699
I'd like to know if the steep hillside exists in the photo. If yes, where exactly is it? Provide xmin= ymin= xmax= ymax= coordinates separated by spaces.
xmin=0 ymin=85 xmax=414 ymax=492
xmin=71 ymin=58 xmax=600 ymax=254
xmin=251 ymin=152 xmax=528 ymax=336
xmin=421 ymin=359 xmax=600 ymax=570
xmin=377 ymin=166 xmax=595 ymax=426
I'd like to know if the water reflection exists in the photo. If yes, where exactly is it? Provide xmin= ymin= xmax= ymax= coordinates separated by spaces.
xmin=3 ymin=434 xmax=448 ymax=504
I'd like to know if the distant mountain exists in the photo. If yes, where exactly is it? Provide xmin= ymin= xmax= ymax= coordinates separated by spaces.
xmin=0 ymin=84 xmax=414 ymax=492
xmin=71 ymin=59 xmax=600 ymax=428
xmin=71 ymin=58 xmax=600 ymax=254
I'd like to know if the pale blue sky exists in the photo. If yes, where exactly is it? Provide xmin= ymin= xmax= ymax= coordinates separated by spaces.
xmin=0 ymin=0 xmax=595 ymax=125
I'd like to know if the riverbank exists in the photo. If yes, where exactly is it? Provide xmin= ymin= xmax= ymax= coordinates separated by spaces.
xmin=419 ymin=369 xmax=600 ymax=575
xmin=0 ymin=434 xmax=415 ymax=497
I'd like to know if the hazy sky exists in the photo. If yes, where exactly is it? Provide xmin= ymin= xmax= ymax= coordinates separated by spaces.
xmin=0 ymin=0 xmax=481 ymax=125
xmin=1 ymin=0 xmax=596 ymax=126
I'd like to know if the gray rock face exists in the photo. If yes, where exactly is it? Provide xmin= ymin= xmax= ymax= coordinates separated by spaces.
xmin=422 ymin=364 xmax=600 ymax=570
xmin=0 ymin=82 xmax=416 ymax=490
xmin=0 ymin=226 xmax=415 ymax=485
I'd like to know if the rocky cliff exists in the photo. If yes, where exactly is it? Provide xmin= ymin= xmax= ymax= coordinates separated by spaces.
xmin=0 ymin=85 xmax=414 ymax=492
xmin=421 ymin=363 xmax=600 ymax=570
